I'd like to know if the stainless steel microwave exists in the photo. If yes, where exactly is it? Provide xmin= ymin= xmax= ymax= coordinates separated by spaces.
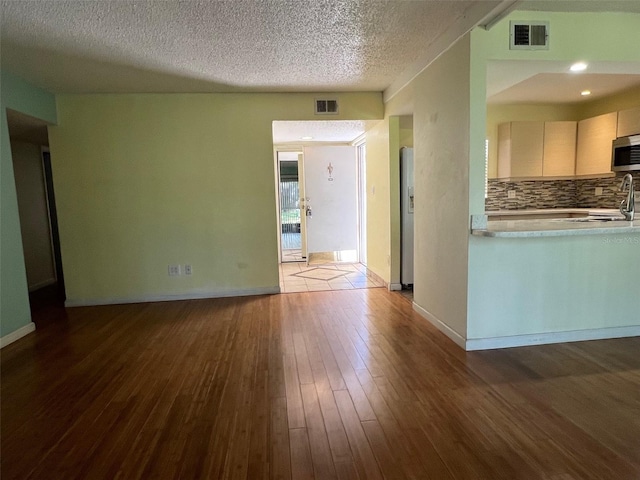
xmin=612 ymin=134 xmax=640 ymax=172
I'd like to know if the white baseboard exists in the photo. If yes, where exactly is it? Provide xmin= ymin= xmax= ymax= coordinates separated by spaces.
xmin=389 ymin=283 xmax=402 ymax=291
xmin=412 ymin=302 xmax=466 ymax=349
xmin=466 ymin=325 xmax=640 ymax=351
xmin=65 ymin=286 xmax=281 ymax=307
xmin=28 ymin=278 xmax=56 ymax=292
xmin=1 ymin=322 xmax=36 ymax=348
xmin=411 ymin=302 xmax=640 ymax=350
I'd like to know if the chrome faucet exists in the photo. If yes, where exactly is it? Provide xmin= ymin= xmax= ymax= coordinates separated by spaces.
xmin=619 ymin=173 xmax=635 ymax=221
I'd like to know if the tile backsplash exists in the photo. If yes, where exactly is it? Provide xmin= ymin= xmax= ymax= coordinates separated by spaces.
xmin=486 ymin=172 xmax=639 ymax=211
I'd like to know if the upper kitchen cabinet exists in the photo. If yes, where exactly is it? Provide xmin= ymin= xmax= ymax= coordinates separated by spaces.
xmin=542 ymin=121 xmax=577 ymax=177
xmin=617 ymin=106 xmax=640 ymax=138
xmin=497 ymin=121 xmax=544 ymax=178
xmin=576 ymin=112 xmax=617 ymax=176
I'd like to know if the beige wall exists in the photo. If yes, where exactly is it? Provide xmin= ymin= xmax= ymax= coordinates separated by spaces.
xmin=364 ymin=119 xmax=391 ymax=282
xmin=399 ymin=115 xmax=414 ymax=148
xmin=49 ymin=92 xmax=383 ymax=305
xmin=577 ymin=85 xmax=640 ymax=120
xmin=363 ymin=89 xmax=414 ymax=286
xmin=11 ymin=140 xmax=55 ymax=290
xmin=411 ymin=34 xmax=472 ymax=337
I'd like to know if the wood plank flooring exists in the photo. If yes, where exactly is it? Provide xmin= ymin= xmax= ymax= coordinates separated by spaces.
xmin=2 ymin=289 xmax=639 ymax=479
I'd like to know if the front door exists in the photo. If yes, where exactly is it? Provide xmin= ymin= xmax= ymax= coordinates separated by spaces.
xmin=303 ymin=146 xmax=358 ymax=263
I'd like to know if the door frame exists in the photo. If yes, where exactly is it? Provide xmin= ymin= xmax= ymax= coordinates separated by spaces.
xmin=354 ymin=138 xmax=367 ymax=265
xmin=273 ymin=147 xmax=304 ymax=264
xmin=41 ymin=147 xmax=66 ymax=299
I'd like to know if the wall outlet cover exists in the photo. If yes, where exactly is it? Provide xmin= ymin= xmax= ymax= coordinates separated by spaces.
xmin=595 ymin=187 xmax=604 ymax=196
xmin=508 ymin=190 xmax=517 ymax=199
xmin=168 ymin=264 xmax=181 ymax=276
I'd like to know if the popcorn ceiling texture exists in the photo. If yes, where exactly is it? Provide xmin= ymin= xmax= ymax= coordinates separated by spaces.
xmin=0 ymin=0 xmax=491 ymax=93
xmin=486 ymin=172 xmax=639 ymax=211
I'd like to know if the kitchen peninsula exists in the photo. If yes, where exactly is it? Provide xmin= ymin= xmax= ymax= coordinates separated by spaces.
xmin=471 ymin=213 xmax=640 ymax=237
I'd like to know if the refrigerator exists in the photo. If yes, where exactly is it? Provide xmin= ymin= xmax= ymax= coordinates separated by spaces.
xmin=400 ymin=147 xmax=414 ymax=285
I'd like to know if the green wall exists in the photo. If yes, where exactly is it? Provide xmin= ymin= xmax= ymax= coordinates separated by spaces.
xmin=1 ymin=70 xmax=57 ymax=338
xmin=49 ymin=92 xmax=382 ymax=305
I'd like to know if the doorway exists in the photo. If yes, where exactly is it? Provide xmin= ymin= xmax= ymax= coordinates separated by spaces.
xmin=277 ymin=151 xmax=304 ymax=263
xmin=7 ymin=109 xmax=66 ymax=323
xmin=272 ymin=120 xmax=379 ymax=293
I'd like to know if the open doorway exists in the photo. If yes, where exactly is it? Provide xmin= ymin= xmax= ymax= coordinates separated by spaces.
xmin=273 ymin=120 xmax=382 ymax=293
xmin=7 ymin=109 xmax=66 ymax=323
xmin=277 ymin=151 xmax=304 ymax=263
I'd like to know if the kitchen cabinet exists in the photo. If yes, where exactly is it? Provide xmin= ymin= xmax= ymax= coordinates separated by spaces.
xmin=497 ymin=121 xmax=544 ymax=178
xmin=543 ymin=121 xmax=577 ymax=177
xmin=498 ymin=120 xmax=575 ymax=178
xmin=575 ymin=112 xmax=617 ymax=176
xmin=617 ymin=106 xmax=640 ymax=137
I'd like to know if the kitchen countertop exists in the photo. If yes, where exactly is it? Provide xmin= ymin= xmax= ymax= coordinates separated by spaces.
xmin=486 ymin=208 xmax=619 ymax=216
xmin=471 ymin=209 xmax=640 ymax=238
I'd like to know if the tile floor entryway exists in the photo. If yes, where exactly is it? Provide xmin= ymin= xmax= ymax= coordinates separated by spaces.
xmin=279 ymin=262 xmax=384 ymax=293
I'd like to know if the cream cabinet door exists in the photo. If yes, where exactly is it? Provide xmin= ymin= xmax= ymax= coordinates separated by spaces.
xmin=497 ymin=123 xmax=512 ymax=178
xmin=510 ymin=121 xmax=544 ymax=177
xmin=497 ymin=121 xmax=544 ymax=178
xmin=617 ymin=106 xmax=640 ymax=138
xmin=543 ymin=121 xmax=576 ymax=177
xmin=576 ymin=112 xmax=617 ymax=176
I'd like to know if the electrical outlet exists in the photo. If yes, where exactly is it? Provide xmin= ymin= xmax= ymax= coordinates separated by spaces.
xmin=184 ymin=264 xmax=192 ymax=275
xmin=595 ymin=187 xmax=603 ymax=196
xmin=168 ymin=264 xmax=181 ymax=276
xmin=508 ymin=190 xmax=517 ymax=199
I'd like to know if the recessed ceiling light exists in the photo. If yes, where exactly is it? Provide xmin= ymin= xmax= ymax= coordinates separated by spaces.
xmin=581 ymin=90 xmax=591 ymax=96
xmin=301 ymin=136 xmax=313 ymax=140
xmin=570 ymin=62 xmax=588 ymax=72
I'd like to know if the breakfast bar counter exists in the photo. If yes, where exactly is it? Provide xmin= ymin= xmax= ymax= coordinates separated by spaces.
xmin=471 ymin=209 xmax=640 ymax=238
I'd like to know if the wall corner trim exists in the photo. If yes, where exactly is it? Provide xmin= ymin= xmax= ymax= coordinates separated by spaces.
xmin=412 ymin=302 xmax=466 ymax=349
xmin=65 ymin=287 xmax=281 ymax=307
xmin=1 ymin=322 xmax=36 ymax=348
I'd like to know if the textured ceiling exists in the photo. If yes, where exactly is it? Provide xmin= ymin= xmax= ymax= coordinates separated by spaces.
xmin=0 ymin=0 xmax=500 ymax=94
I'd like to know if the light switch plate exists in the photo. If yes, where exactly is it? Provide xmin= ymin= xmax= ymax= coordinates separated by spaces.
xmin=595 ymin=187 xmax=603 ymax=196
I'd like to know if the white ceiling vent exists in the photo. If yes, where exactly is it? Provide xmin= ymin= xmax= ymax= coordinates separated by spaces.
xmin=510 ymin=21 xmax=549 ymax=50
xmin=315 ymin=99 xmax=339 ymax=115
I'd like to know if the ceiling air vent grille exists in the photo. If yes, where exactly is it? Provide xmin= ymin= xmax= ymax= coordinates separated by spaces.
xmin=315 ymin=99 xmax=338 ymax=115
xmin=510 ymin=21 xmax=549 ymax=50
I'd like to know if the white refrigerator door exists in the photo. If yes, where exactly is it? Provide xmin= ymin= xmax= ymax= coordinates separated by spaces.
xmin=401 ymin=147 xmax=414 ymax=285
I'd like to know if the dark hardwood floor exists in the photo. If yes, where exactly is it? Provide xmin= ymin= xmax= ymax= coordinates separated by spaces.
xmin=2 ymin=288 xmax=639 ymax=479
